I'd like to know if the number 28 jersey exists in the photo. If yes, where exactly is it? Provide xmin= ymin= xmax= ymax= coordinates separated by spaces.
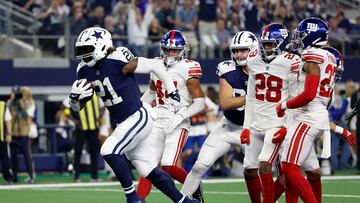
xmin=246 ymin=50 xmax=301 ymax=130
xmin=77 ymin=47 xmax=142 ymax=124
xmin=293 ymin=47 xmax=337 ymax=130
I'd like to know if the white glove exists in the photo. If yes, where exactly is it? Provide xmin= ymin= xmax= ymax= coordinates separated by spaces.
xmin=164 ymin=114 xmax=184 ymax=134
xmin=69 ymin=79 xmax=93 ymax=103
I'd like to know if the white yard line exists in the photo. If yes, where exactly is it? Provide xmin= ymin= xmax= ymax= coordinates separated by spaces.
xmin=14 ymin=188 xmax=360 ymax=199
xmin=0 ymin=176 xmax=359 ymax=190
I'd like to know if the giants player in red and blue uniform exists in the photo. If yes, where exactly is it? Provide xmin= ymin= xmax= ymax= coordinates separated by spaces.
xmin=69 ymin=27 xmax=199 ymax=203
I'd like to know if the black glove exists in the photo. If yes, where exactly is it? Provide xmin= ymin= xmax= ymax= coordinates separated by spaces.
xmin=168 ymin=89 xmax=181 ymax=103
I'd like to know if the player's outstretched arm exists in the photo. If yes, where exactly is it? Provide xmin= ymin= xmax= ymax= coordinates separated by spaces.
xmin=329 ymin=122 xmax=356 ymax=146
xmin=123 ymin=57 xmax=178 ymax=98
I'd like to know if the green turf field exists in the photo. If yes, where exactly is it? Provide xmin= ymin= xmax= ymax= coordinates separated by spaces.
xmin=0 ymin=174 xmax=360 ymax=203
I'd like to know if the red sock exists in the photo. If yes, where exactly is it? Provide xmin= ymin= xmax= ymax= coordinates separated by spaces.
xmin=274 ymin=178 xmax=285 ymax=201
xmin=161 ymin=165 xmax=188 ymax=183
xmin=282 ymin=163 xmax=317 ymax=203
xmin=245 ymin=175 xmax=262 ymax=203
xmin=285 ymin=175 xmax=299 ymax=203
xmin=136 ymin=176 xmax=152 ymax=199
xmin=307 ymin=178 xmax=322 ymax=203
xmin=260 ymin=173 xmax=275 ymax=203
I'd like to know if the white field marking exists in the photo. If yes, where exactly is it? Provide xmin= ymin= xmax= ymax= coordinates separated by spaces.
xmin=0 ymin=176 xmax=359 ymax=190
xmin=13 ymin=188 xmax=360 ymax=199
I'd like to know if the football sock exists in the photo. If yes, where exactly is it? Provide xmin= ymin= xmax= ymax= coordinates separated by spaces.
xmin=146 ymin=167 xmax=184 ymax=203
xmin=162 ymin=165 xmax=188 ymax=183
xmin=282 ymin=162 xmax=317 ymax=203
xmin=137 ymin=176 xmax=152 ymax=199
xmin=285 ymin=175 xmax=299 ymax=203
xmin=307 ymin=177 xmax=322 ymax=203
xmin=274 ymin=177 xmax=285 ymax=201
xmin=102 ymin=154 xmax=140 ymax=202
xmin=245 ymin=174 xmax=262 ymax=203
xmin=260 ymin=173 xmax=275 ymax=203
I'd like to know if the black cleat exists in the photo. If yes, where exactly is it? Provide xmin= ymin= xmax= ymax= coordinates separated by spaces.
xmin=192 ymin=182 xmax=204 ymax=203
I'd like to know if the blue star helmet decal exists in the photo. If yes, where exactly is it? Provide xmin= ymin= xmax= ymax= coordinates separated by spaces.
xmin=91 ymin=31 xmax=103 ymax=41
xmin=248 ymin=34 xmax=257 ymax=43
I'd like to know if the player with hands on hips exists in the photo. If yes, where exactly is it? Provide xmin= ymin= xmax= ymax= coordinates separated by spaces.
xmin=69 ymin=27 xmax=198 ymax=203
xmin=241 ymin=23 xmax=301 ymax=203
xmin=137 ymin=30 xmax=205 ymax=202
xmin=180 ymin=31 xmax=256 ymax=201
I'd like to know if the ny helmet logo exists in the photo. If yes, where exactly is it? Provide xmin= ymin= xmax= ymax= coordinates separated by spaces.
xmin=307 ymin=23 xmax=318 ymax=32
xmin=279 ymin=29 xmax=288 ymax=37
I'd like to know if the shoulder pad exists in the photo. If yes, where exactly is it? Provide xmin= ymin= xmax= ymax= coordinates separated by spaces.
xmin=179 ymin=59 xmax=202 ymax=78
xmin=301 ymin=48 xmax=325 ymax=64
xmin=216 ymin=60 xmax=236 ymax=77
xmin=107 ymin=47 xmax=134 ymax=63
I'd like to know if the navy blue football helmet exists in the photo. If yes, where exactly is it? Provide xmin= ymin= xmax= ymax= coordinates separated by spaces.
xmin=323 ymin=46 xmax=344 ymax=82
xmin=160 ymin=30 xmax=187 ymax=67
xmin=290 ymin=17 xmax=328 ymax=53
xmin=260 ymin=23 xmax=289 ymax=60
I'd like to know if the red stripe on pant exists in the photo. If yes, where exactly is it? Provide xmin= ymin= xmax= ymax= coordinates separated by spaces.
xmin=286 ymin=122 xmax=304 ymax=162
xmin=294 ymin=125 xmax=311 ymax=164
xmin=172 ymin=129 xmax=188 ymax=165
xmin=288 ymin=123 xmax=309 ymax=163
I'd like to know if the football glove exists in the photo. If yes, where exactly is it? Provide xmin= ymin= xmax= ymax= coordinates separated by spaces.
xmin=168 ymin=89 xmax=181 ymax=113
xmin=272 ymin=127 xmax=287 ymax=143
xmin=341 ymin=128 xmax=356 ymax=146
xmin=69 ymin=79 xmax=93 ymax=103
xmin=164 ymin=114 xmax=184 ymax=134
xmin=276 ymin=102 xmax=286 ymax=118
xmin=240 ymin=128 xmax=250 ymax=145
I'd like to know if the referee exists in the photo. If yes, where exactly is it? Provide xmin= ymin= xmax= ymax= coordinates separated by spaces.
xmin=63 ymin=94 xmax=104 ymax=182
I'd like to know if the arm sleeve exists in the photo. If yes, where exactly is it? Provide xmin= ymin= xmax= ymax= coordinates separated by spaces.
xmin=136 ymin=57 xmax=177 ymax=93
xmin=5 ymin=106 xmax=12 ymax=121
xmin=179 ymin=97 xmax=205 ymax=119
xmin=143 ymin=3 xmax=154 ymax=27
xmin=285 ymin=74 xmax=320 ymax=109
xmin=243 ymin=73 xmax=255 ymax=129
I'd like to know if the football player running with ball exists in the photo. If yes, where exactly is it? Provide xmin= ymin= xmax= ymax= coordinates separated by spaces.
xmin=69 ymin=27 xmax=199 ymax=203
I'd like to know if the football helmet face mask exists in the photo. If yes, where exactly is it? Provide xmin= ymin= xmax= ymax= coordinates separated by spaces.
xmin=323 ymin=46 xmax=344 ymax=83
xmin=160 ymin=30 xmax=187 ymax=67
xmin=75 ymin=27 xmax=113 ymax=67
xmin=260 ymin=23 xmax=289 ymax=61
xmin=229 ymin=31 xmax=258 ymax=66
xmin=290 ymin=17 xmax=328 ymax=54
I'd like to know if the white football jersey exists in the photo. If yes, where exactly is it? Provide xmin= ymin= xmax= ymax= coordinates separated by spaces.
xmin=246 ymin=50 xmax=301 ymax=130
xmin=293 ymin=47 xmax=337 ymax=130
xmin=150 ymin=58 xmax=202 ymax=129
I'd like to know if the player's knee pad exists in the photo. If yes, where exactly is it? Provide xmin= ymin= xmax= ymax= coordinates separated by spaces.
xmin=305 ymin=168 xmax=321 ymax=180
xmin=131 ymin=159 xmax=157 ymax=177
xmin=100 ymin=140 xmax=112 ymax=156
xmin=191 ymin=160 xmax=210 ymax=178
xmin=146 ymin=167 xmax=171 ymax=182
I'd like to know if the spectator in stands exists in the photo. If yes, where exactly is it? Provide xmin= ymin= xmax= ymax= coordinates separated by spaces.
xmin=230 ymin=0 xmax=245 ymax=31
xmin=293 ymin=0 xmax=318 ymax=21
xmin=21 ymin=0 xmax=46 ymax=17
xmin=350 ymin=85 xmax=360 ymax=174
xmin=175 ymin=0 xmax=199 ymax=59
xmin=329 ymin=86 xmax=351 ymax=173
xmin=0 ymin=100 xmax=14 ymax=185
xmin=155 ymin=0 xmax=176 ymax=31
xmin=243 ymin=0 xmax=262 ymax=34
xmin=217 ymin=0 xmax=229 ymax=23
xmin=350 ymin=16 xmax=360 ymax=34
xmin=336 ymin=7 xmax=352 ymax=33
xmin=274 ymin=0 xmax=295 ymax=29
xmin=127 ymin=0 xmax=154 ymax=56
xmin=216 ymin=18 xmax=231 ymax=58
xmin=198 ymin=0 xmax=217 ymax=59
xmin=328 ymin=16 xmax=352 ymax=54
xmin=112 ymin=2 xmax=128 ymax=39
xmin=104 ymin=16 xmax=123 ymax=47
xmin=148 ymin=18 xmax=165 ymax=58
xmin=8 ymin=86 xmax=36 ymax=184
xmin=88 ymin=5 xmax=105 ymax=27
xmin=69 ymin=2 xmax=88 ymax=36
